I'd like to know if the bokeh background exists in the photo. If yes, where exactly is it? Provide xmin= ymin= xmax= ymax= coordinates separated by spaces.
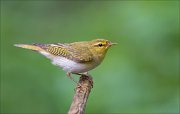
xmin=1 ymin=1 xmax=179 ymax=113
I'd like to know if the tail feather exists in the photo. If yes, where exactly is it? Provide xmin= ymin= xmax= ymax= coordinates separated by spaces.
xmin=14 ymin=44 xmax=43 ymax=51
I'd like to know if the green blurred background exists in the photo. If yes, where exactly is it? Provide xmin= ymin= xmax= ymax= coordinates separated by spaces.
xmin=1 ymin=1 xmax=179 ymax=113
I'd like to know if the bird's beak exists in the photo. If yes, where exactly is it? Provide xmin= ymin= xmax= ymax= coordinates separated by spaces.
xmin=108 ymin=42 xmax=117 ymax=46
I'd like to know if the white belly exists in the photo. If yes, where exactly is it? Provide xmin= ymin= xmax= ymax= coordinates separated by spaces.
xmin=52 ymin=56 xmax=96 ymax=73
xmin=39 ymin=51 xmax=98 ymax=73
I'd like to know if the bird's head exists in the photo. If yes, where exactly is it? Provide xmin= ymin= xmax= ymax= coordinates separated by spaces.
xmin=89 ymin=39 xmax=117 ymax=59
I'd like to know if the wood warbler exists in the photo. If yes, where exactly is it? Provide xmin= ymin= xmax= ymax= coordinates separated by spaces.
xmin=14 ymin=39 xmax=116 ymax=80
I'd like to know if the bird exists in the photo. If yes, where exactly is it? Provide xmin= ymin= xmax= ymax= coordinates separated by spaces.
xmin=14 ymin=39 xmax=117 ymax=81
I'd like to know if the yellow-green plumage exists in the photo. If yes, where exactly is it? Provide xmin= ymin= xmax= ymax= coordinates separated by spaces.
xmin=14 ymin=39 xmax=116 ymax=75
xmin=46 ymin=45 xmax=68 ymax=56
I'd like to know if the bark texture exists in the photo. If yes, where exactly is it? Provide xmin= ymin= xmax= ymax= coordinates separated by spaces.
xmin=68 ymin=75 xmax=93 ymax=114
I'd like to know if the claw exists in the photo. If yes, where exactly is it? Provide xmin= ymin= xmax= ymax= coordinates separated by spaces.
xmin=66 ymin=72 xmax=91 ymax=87
xmin=83 ymin=72 xmax=89 ymax=76
xmin=72 ymin=72 xmax=89 ymax=76
xmin=66 ymin=72 xmax=78 ymax=84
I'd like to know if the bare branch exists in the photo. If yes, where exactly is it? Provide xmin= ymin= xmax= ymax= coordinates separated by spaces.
xmin=68 ymin=75 xmax=93 ymax=114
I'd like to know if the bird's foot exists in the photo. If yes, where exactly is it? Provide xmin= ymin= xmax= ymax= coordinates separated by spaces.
xmin=73 ymin=72 xmax=89 ymax=76
xmin=67 ymin=72 xmax=93 ymax=88
xmin=73 ymin=72 xmax=93 ymax=88
xmin=66 ymin=72 xmax=78 ymax=84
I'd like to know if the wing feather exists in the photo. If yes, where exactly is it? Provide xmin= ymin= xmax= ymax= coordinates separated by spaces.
xmin=38 ymin=43 xmax=93 ymax=63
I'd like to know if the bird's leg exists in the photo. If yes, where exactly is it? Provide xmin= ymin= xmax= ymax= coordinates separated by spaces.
xmin=66 ymin=72 xmax=78 ymax=84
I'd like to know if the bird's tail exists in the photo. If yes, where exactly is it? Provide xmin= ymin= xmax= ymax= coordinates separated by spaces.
xmin=14 ymin=44 xmax=44 ymax=51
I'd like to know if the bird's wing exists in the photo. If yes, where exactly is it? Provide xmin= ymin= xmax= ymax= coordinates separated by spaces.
xmin=66 ymin=44 xmax=93 ymax=63
xmin=36 ymin=43 xmax=93 ymax=63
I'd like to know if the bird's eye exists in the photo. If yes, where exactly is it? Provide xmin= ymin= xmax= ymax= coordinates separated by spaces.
xmin=98 ymin=43 xmax=103 ymax=47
